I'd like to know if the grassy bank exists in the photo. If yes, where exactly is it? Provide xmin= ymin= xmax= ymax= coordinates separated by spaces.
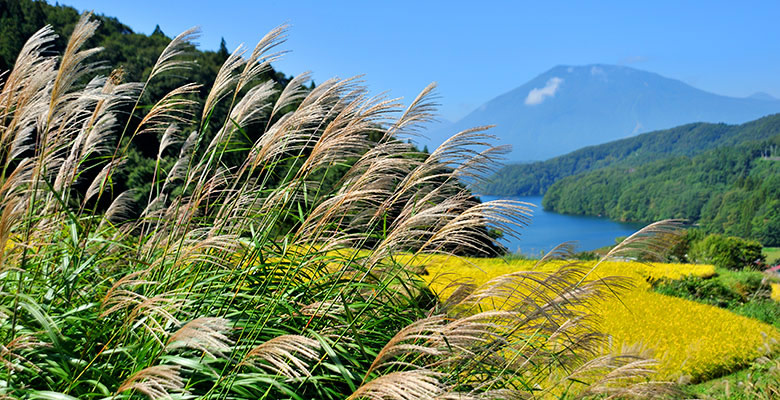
xmin=684 ymin=353 xmax=780 ymax=399
xmin=765 ymin=247 xmax=780 ymax=264
xmin=654 ymin=267 xmax=780 ymax=329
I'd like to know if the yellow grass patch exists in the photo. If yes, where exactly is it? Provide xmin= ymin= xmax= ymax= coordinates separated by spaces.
xmin=407 ymin=255 xmax=778 ymax=381
xmin=771 ymin=283 xmax=780 ymax=302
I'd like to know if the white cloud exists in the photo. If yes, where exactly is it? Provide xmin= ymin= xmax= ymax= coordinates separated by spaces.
xmin=524 ymin=77 xmax=563 ymax=106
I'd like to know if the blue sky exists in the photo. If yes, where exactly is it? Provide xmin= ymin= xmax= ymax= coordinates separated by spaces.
xmin=58 ymin=1 xmax=780 ymax=121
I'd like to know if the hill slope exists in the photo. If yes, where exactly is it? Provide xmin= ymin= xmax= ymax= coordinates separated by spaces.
xmin=425 ymin=64 xmax=780 ymax=162
xmin=480 ymin=113 xmax=780 ymax=196
xmin=0 ymin=0 xmax=297 ymax=208
xmin=543 ymin=135 xmax=780 ymax=246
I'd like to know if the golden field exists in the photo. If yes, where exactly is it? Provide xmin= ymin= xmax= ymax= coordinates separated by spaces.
xmin=403 ymin=254 xmax=779 ymax=382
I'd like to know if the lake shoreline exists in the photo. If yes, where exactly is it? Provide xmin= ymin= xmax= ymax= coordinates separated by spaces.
xmin=479 ymin=195 xmax=645 ymax=256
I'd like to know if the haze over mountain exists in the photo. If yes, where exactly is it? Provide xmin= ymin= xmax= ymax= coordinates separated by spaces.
xmin=480 ymin=113 xmax=780 ymax=197
xmin=748 ymin=92 xmax=778 ymax=101
xmin=424 ymin=64 xmax=780 ymax=161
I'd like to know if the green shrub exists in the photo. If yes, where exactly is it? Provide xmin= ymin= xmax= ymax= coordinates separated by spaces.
xmin=732 ymin=300 xmax=780 ymax=329
xmin=654 ymin=267 xmax=778 ymax=328
xmin=691 ymin=233 xmax=765 ymax=269
xmin=666 ymin=228 xmax=705 ymax=263
xmin=654 ymin=276 xmax=742 ymax=307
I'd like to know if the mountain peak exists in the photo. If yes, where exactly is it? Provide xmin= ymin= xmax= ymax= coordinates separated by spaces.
xmin=548 ymin=63 xmax=635 ymax=75
xmin=423 ymin=65 xmax=780 ymax=162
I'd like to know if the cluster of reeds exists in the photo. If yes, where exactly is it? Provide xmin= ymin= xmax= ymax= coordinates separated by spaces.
xmin=0 ymin=13 xmax=678 ymax=399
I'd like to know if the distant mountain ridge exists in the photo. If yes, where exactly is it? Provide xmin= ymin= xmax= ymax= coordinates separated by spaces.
xmin=479 ymin=113 xmax=780 ymax=196
xmin=424 ymin=64 xmax=780 ymax=161
xmin=748 ymin=92 xmax=778 ymax=101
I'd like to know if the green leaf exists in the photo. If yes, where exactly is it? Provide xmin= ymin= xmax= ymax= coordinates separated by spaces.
xmin=29 ymin=391 xmax=81 ymax=400
xmin=308 ymin=330 xmax=357 ymax=393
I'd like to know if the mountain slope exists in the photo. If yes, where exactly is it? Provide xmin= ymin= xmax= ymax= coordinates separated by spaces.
xmin=542 ymin=135 xmax=780 ymax=246
xmin=748 ymin=92 xmax=778 ymax=101
xmin=425 ymin=64 xmax=780 ymax=162
xmin=479 ymin=113 xmax=780 ymax=196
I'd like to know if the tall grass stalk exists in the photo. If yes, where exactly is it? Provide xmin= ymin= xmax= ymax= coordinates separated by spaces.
xmin=0 ymin=15 xmax=678 ymax=399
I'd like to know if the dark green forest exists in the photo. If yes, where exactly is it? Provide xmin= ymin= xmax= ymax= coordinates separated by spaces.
xmin=543 ymin=135 xmax=780 ymax=246
xmin=0 ymin=0 xmax=292 ymax=84
xmin=0 ymin=0 xmax=304 ymax=211
xmin=480 ymin=114 xmax=780 ymax=196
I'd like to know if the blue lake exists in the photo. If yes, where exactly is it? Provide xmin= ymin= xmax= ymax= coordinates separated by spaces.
xmin=479 ymin=195 xmax=644 ymax=256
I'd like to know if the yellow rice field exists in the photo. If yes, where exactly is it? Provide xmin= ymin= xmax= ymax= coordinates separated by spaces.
xmin=405 ymin=255 xmax=779 ymax=381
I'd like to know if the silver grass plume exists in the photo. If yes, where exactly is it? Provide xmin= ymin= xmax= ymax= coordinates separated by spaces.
xmin=227 ymin=79 xmax=276 ymax=128
xmin=82 ymin=157 xmax=125 ymax=205
xmin=201 ymin=44 xmax=247 ymax=122
xmin=567 ymin=354 xmax=679 ymax=399
xmin=572 ymin=219 xmax=686 ymax=293
xmin=201 ymin=80 xmax=275 ymax=161
xmin=0 ymin=198 xmax=25 ymax=268
xmin=157 ymin=124 xmax=183 ymax=160
xmin=534 ymin=241 xmax=579 ymax=268
xmin=236 ymin=25 xmax=288 ymax=93
xmin=102 ymin=190 xmax=136 ymax=226
xmin=348 ymin=370 xmax=444 ymax=400
xmin=241 ymin=334 xmax=321 ymax=378
xmin=165 ymin=317 xmax=233 ymax=358
xmin=147 ymin=27 xmax=200 ymax=81
xmin=162 ymin=232 xmax=243 ymax=271
xmin=384 ymin=82 xmax=439 ymax=142
xmin=297 ymin=94 xmax=398 ymax=176
xmin=134 ymin=83 xmax=201 ymax=137
xmin=46 ymin=12 xmax=101 ymax=120
xmin=0 ymin=334 xmax=47 ymax=372
xmin=0 ymin=25 xmax=57 ymax=137
xmin=127 ymin=294 xmax=185 ymax=342
xmin=100 ymin=269 xmax=155 ymax=316
xmin=3 ymin=58 xmax=56 ymax=165
xmin=602 ymin=219 xmax=686 ymax=262
xmin=366 ymin=316 xmax=449 ymax=376
xmin=270 ymin=71 xmax=314 ymax=121
xmin=116 ymin=365 xmax=186 ymax=400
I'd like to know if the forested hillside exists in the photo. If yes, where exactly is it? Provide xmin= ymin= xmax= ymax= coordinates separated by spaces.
xmin=480 ymin=114 xmax=780 ymax=196
xmin=1 ymin=0 xmax=295 ymax=88
xmin=0 ymin=0 xmax=299 ymax=210
xmin=543 ymin=135 xmax=780 ymax=246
